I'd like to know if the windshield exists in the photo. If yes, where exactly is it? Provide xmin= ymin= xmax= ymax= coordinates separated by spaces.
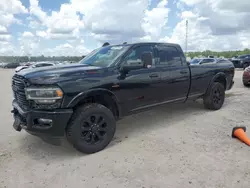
xmin=190 ymin=58 xmax=201 ymax=64
xmin=79 ymin=45 xmax=129 ymax=67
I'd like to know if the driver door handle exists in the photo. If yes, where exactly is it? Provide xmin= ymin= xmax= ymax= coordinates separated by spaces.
xmin=149 ymin=73 xmax=159 ymax=78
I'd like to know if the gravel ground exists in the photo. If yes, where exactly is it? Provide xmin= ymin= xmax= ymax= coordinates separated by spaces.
xmin=0 ymin=69 xmax=250 ymax=188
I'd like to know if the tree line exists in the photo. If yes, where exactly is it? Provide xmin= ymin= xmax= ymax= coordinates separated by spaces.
xmin=0 ymin=55 xmax=85 ymax=63
xmin=185 ymin=48 xmax=250 ymax=59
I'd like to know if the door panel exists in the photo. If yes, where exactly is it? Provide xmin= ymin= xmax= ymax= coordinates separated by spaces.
xmin=156 ymin=45 xmax=190 ymax=102
xmin=114 ymin=67 xmax=161 ymax=113
xmin=112 ymin=45 xmax=162 ymax=114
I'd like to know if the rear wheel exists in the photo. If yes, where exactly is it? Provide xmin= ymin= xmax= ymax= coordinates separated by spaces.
xmin=203 ymin=82 xmax=225 ymax=110
xmin=66 ymin=103 xmax=116 ymax=154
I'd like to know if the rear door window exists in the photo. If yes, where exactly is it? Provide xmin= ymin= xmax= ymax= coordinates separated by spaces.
xmin=156 ymin=46 xmax=182 ymax=66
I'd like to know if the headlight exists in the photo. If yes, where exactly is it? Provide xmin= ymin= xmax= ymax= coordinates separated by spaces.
xmin=25 ymin=87 xmax=63 ymax=104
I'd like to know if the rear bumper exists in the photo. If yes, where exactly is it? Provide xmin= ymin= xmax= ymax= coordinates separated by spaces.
xmin=11 ymin=101 xmax=73 ymax=137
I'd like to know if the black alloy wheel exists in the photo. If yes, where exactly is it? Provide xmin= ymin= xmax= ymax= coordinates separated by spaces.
xmin=80 ymin=114 xmax=108 ymax=144
xmin=66 ymin=103 xmax=116 ymax=154
xmin=212 ymin=87 xmax=223 ymax=106
xmin=203 ymin=82 xmax=225 ymax=110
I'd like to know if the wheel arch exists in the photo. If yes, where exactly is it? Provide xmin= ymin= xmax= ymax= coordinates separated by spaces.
xmin=67 ymin=89 xmax=121 ymax=119
xmin=207 ymin=73 xmax=227 ymax=92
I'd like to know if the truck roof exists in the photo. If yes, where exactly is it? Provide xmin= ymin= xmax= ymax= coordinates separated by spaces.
xmin=107 ymin=42 xmax=181 ymax=48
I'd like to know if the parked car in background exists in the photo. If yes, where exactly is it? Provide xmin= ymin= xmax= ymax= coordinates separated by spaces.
xmin=11 ymin=42 xmax=235 ymax=154
xmin=242 ymin=66 xmax=250 ymax=86
xmin=15 ymin=65 xmax=29 ymax=73
xmin=231 ymin=54 xmax=250 ymax=69
xmin=15 ymin=62 xmax=56 ymax=72
xmin=208 ymin=55 xmax=215 ymax=58
xmin=190 ymin=58 xmax=232 ymax=65
xmin=190 ymin=58 xmax=216 ymax=65
xmin=2 ymin=62 xmax=20 ymax=69
xmin=0 ymin=62 xmax=8 ymax=68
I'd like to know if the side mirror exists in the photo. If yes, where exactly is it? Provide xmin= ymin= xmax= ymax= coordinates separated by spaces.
xmin=120 ymin=51 xmax=153 ymax=72
xmin=121 ymin=60 xmax=144 ymax=72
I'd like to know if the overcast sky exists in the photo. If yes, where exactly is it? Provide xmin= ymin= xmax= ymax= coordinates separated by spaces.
xmin=0 ymin=0 xmax=249 ymax=56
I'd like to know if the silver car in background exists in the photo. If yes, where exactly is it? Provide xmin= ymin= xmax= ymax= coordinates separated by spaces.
xmin=15 ymin=62 xmax=58 ymax=73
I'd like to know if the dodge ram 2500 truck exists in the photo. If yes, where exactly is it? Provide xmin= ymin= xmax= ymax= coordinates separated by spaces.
xmin=11 ymin=42 xmax=235 ymax=154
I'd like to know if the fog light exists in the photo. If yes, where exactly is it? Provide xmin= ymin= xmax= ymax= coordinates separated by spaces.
xmin=35 ymin=99 xmax=56 ymax=104
xmin=37 ymin=118 xmax=52 ymax=126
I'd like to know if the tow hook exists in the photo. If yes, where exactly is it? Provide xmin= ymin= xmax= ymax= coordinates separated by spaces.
xmin=11 ymin=109 xmax=17 ymax=114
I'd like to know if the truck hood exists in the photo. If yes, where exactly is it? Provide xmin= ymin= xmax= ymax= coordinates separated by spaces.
xmin=17 ymin=63 xmax=102 ymax=84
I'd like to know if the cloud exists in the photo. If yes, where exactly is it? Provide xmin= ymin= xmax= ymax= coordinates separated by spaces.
xmin=36 ymin=30 xmax=47 ymax=38
xmin=28 ymin=0 xmax=169 ymax=45
xmin=0 ymin=0 xmax=28 ymax=14
xmin=29 ymin=0 xmax=84 ymax=39
xmin=180 ymin=0 xmax=250 ymax=35
xmin=0 ymin=0 xmax=249 ymax=56
xmin=0 ymin=34 xmax=11 ymax=41
xmin=0 ymin=12 xmax=21 ymax=27
xmin=0 ymin=26 xmax=8 ymax=34
xmin=35 ymin=28 xmax=81 ymax=40
xmin=42 ymin=43 xmax=90 ymax=56
xmin=211 ymin=0 xmax=250 ymax=13
xmin=19 ymin=31 xmax=39 ymax=55
xmin=0 ymin=41 xmax=15 ymax=55
xmin=164 ymin=0 xmax=250 ymax=51
xmin=142 ymin=0 xmax=170 ymax=39
xmin=76 ymin=0 xmax=149 ymax=43
xmin=29 ymin=0 xmax=47 ymax=22
xmin=22 ymin=31 xmax=34 ymax=38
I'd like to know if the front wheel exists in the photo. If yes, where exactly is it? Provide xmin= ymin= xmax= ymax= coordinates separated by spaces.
xmin=203 ymin=82 xmax=225 ymax=110
xmin=66 ymin=103 xmax=116 ymax=154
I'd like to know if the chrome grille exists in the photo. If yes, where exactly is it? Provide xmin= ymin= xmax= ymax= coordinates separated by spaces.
xmin=12 ymin=75 xmax=29 ymax=109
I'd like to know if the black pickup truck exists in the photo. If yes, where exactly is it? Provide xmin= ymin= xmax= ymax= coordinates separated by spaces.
xmin=231 ymin=54 xmax=250 ymax=69
xmin=11 ymin=42 xmax=235 ymax=154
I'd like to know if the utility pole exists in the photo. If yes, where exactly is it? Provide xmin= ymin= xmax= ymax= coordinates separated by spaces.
xmin=185 ymin=20 xmax=188 ymax=54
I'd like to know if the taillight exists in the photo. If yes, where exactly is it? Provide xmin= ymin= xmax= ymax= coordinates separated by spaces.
xmin=243 ymin=70 xmax=250 ymax=76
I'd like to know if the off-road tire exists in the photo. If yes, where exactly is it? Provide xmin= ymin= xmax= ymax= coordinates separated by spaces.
xmin=203 ymin=82 xmax=225 ymax=110
xmin=66 ymin=103 xmax=116 ymax=154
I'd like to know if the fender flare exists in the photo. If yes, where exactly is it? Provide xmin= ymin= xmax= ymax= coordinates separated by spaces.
xmin=67 ymin=88 xmax=121 ymax=115
xmin=206 ymin=72 xmax=227 ymax=92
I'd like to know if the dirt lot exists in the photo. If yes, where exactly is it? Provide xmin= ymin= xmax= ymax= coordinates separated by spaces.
xmin=0 ymin=69 xmax=250 ymax=188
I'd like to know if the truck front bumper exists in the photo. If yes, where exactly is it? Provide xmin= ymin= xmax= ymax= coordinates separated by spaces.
xmin=11 ymin=101 xmax=73 ymax=137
